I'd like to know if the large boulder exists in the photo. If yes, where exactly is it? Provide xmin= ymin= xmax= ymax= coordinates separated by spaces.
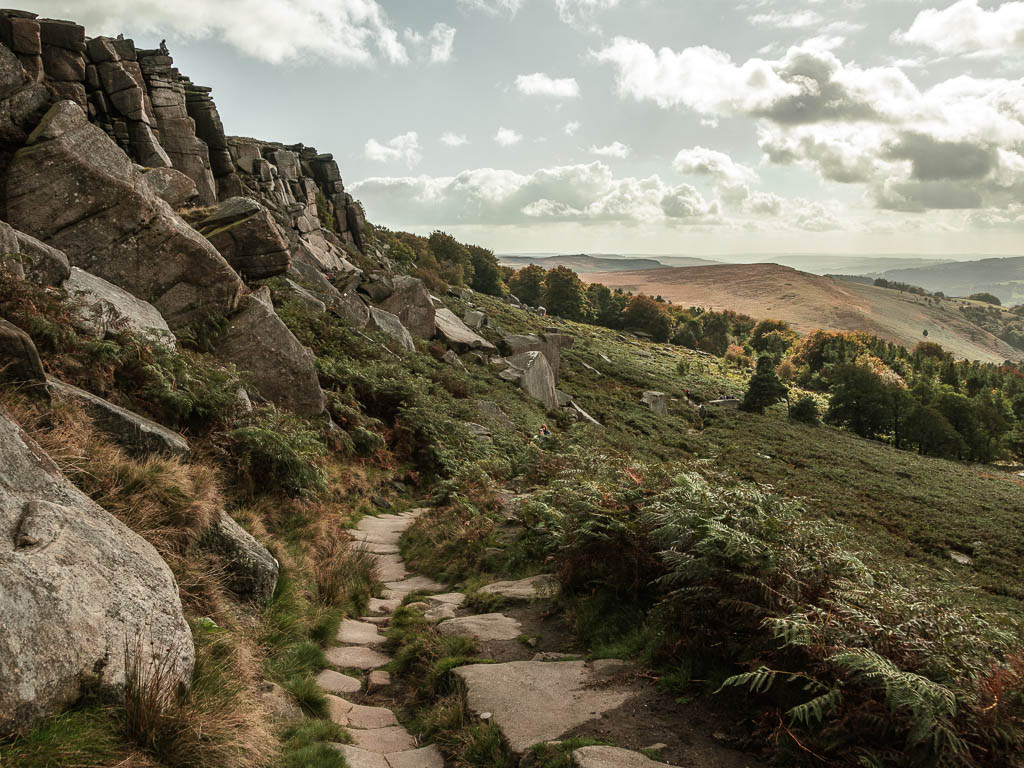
xmin=197 ymin=197 xmax=291 ymax=280
xmin=331 ymin=291 xmax=370 ymax=329
xmin=203 ymin=511 xmax=278 ymax=606
xmin=64 ymin=267 xmax=175 ymax=347
xmin=214 ymin=287 xmax=325 ymax=418
xmin=502 ymin=333 xmax=574 ymax=379
xmin=641 ymin=391 xmax=667 ymax=414
xmin=0 ymin=41 xmax=50 ymax=148
xmin=141 ymin=167 xmax=199 ymax=209
xmin=5 ymin=101 xmax=246 ymax=329
xmin=434 ymin=308 xmax=497 ymax=353
xmin=504 ymin=351 xmax=558 ymax=409
xmin=367 ymin=306 xmax=414 ymax=353
xmin=0 ymin=317 xmax=45 ymax=388
xmin=0 ymin=220 xmax=70 ymax=286
xmin=378 ymin=275 xmax=435 ymax=339
xmin=0 ymin=409 xmax=194 ymax=736
xmin=46 ymin=378 xmax=189 ymax=457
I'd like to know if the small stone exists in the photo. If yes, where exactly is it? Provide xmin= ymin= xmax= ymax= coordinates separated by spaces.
xmin=367 ymin=669 xmax=391 ymax=692
xmin=480 ymin=712 xmax=492 ymax=722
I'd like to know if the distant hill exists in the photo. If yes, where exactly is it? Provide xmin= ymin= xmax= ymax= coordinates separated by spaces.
xmin=498 ymin=254 xmax=717 ymax=272
xmin=873 ymin=257 xmax=1024 ymax=306
xmin=579 ymin=263 xmax=1021 ymax=363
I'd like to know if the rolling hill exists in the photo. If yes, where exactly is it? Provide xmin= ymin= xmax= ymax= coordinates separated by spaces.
xmin=873 ymin=256 xmax=1024 ymax=305
xmin=579 ymin=263 xmax=1022 ymax=363
xmin=498 ymin=253 xmax=718 ymax=272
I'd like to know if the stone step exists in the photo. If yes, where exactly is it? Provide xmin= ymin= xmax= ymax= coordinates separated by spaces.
xmin=347 ymin=701 xmax=400 ymax=729
xmin=374 ymin=553 xmax=408 ymax=582
xmin=358 ymin=542 xmax=402 ymax=555
xmin=327 ymin=645 xmax=392 ymax=671
xmin=438 ymin=613 xmax=522 ymax=641
xmin=386 ymin=745 xmax=445 ymax=768
xmin=383 ymin=575 xmax=447 ymax=595
xmin=571 ymin=745 xmax=669 ymax=767
xmin=351 ymin=724 xmax=417 ymax=753
xmin=326 ymin=694 xmax=354 ymax=725
xmin=368 ymin=669 xmax=392 ymax=692
xmin=478 ymin=574 xmax=558 ymax=600
xmin=368 ymin=597 xmax=402 ymax=615
xmin=361 ymin=615 xmax=391 ymax=625
xmin=337 ymin=618 xmax=386 ymax=646
xmin=316 ymin=669 xmax=362 ymax=695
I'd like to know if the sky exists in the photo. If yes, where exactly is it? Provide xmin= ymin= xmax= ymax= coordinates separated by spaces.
xmin=24 ymin=0 xmax=1024 ymax=257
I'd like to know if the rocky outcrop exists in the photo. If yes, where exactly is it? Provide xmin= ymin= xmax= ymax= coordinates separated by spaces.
xmin=65 ymin=266 xmax=175 ymax=347
xmin=367 ymin=307 xmax=415 ymax=353
xmin=47 ymin=378 xmax=189 ymax=457
xmin=501 ymin=332 xmax=574 ymax=379
xmin=5 ymin=101 xmax=246 ymax=328
xmin=641 ymin=391 xmax=667 ymax=414
xmin=197 ymin=197 xmax=291 ymax=280
xmin=0 ymin=220 xmax=68 ymax=286
xmin=214 ymin=287 xmax=325 ymax=418
xmin=203 ymin=511 xmax=278 ymax=606
xmin=141 ymin=166 xmax=198 ymax=208
xmin=379 ymin=276 xmax=435 ymax=339
xmin=0 ymin=409 xmax=194 ymax=736
xmin=0 ymin=317 xmax=44 ymax=387
xmin=434 ymin=308 xmax=497 ymax=352
xmin=502 ymin=351 xmax=558 ymax=409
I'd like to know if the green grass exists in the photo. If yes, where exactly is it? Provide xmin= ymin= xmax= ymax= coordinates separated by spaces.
xmin=528 ymin=737 xmax=609 ymax=768
xmin=280 ymin=719 xmax=350 ymax=768
xmin=0 ymin=701 xmax=123 ymax=768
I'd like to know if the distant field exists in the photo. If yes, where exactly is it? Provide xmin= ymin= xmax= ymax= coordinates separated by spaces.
xmin=579 ymin=263 xmax=1020 ymax=363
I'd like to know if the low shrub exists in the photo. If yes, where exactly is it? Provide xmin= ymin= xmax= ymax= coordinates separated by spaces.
xmin=229 ymin=406 xmax=328 ymax=497
xmin=789 ymin=395 xmax=820 ymax=424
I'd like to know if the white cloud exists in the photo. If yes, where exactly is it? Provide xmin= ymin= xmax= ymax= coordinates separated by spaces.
xmin=749 ymin=10 xmax=823 ymax=28
xmin=896 ymin=0 xmax=1024 ymax=56
xmin=590 ymin=141 xmax=632 ymax=158
xmin=364 ymin=132 xmax=422 ymax=166
xmin=457 ymin=0 xmax=523 ymax=16
xmin=441 ymin=132 xmax=469 ymax=147
xmin=351 ymin=161 xmax=719 ymax=227
xmin=555 ymin=0 xmax=621 ymax=24
xmin=403 ymin=23 xmax=456 ymax=63
xmin=30 ymin=0 xmax=411 ymax=65
xmin=494 ymin=127 xmax=523 ymax=146
xmin=515 ymin=72 xmax=581 ymax=98
xmin=673 ymin=146 xmax=759 ymax=185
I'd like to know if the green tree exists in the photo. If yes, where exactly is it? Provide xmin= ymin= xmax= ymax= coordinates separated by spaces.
xmin=543 ymin=266 xmax=592 ymax=321
xmin=466 ymin=245 xmax=503 ymax=296
xmin=428 ymin=231 xmax=473 ymax=286
xmin=905 ymin=403 xmax=964 ymax=458
xmin=622 ymin=295 xmax=672 ymax=342
xmin=750 ymin=319 xmax=796 ymax=354
xmin=742 ymin=355 xmax=789 ymax=413
xmin=509 ymin=264 xmax=546 ymax=307
xmin=825 ymin=365 xmax=893 ymax=439
xmin=699 ymin=313 xmax=730 ymax=356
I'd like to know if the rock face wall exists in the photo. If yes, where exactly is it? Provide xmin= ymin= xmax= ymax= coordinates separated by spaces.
xmin=0 ymin=8 xmax=364 ymax=257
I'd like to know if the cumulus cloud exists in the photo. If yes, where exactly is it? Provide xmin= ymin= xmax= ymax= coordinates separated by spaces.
xmin=364 ymin=132 xmax=422 ymax=166
xmin=351 ymin=161 xmax=720 ymax=227
xmin=403 ymin=23 xmax=456 ymax=63
xmin=673 ymin=146 xmax=759 ymax=186
xmin=590 ymin=141 xmax=632 ymax=158
xmin=564 ymin=121 xmax=582 ymax=136
xmin=30 ymin=0 xmax=411 ymax=65
xmin=515 ymin=73 xmax=581 ymax=98
xmin=896 ymin=0 xmax=1024 ymax=56
xmin=749 ymin=10 xmax=823 ymax=28
xmin=494 ymin=127 xmax=524 ymax=146
xmin=555 ymin=0 xmax=621 ymax=24
xmin=441 ymin=132 xmax=469 ymax=147
xmin=457 ymin=0 xmax=524 ymax=15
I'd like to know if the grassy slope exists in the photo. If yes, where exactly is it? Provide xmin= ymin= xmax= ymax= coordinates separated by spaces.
xmin=466 ymin=292 xmax=1024 ymax=613
xmin=579 ymin=263 xmax=1020 ymax=362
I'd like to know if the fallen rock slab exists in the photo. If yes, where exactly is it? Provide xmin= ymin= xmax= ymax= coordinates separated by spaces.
xmin=641 ymin=391 xmax=667 ymax=414
xmin=479 ymin=574 xmax=558 ymax=600
xmin=379 ymin=276 xmax=436 ymax=339
xmin=438 ymin=613 xmax=522 ymax=641
xmin=454 ymin=661 xmax=636 ymax=755
xmin=0 ymin=318 xmax=45 ymax=388
xmin=65 ymin=267 xmax=175 ymax=347
xmin=368 ymin=307 xmax=415 ymax=353
xmin=572 ymin=746 xmax=668 ymax=768
xmin=434 ymin=308 xmax=496 ymax=352
xmin=203 ymin=510 xmax=279 ymax=606
xmin=505 ymin=351 xmax=558 ymax=409
xmin=326 ymin=646 xmax=391 ymax=671
xmin=198 ymin=197 xmax=291 ymax=280
xmin=386 ymin=745 xmax=445 ymax=768
xmin=47 ymin=379 xmax=189 ymax=457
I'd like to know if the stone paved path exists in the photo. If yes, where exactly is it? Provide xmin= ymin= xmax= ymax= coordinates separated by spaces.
xmin=315 ymin=505 xmax=746 ymax=767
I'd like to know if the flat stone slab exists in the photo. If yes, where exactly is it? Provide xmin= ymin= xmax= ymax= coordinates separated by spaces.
xmin=327 ymin=645 xmax=392 ymax=671
xmin=348 ymin=702 xmax=399 ymax=729
xmin=386 ymin=745 xmax=445 ymax=768
xmin=351 ymin=725 xmax=417 ymax=754
xmin=438 ymin=613 xmax=522 ymax=641
xmin=478 ymin=574 xmax=558 ymax=600
xmin=352 ymin=531 xmax=402 ymax=546
xmin=326 ymin=694 xmax=353 ymax=725
xmin=359 ymin=542 xmax=401 ymax=555
xmin=374 ymin=553 xmax=408 ymax=582
xmin=368 ymin=669 xmax=392 ymax=692
xmin=316 ymin=669 xmax=362 ymax=695
xmin=338 ymin=618 xmax=386 ymax=646
xmin=362 ymin=616 xmax=391 ymax=625
xmin=454 ymin=661 xmax=636 ymax=755
xmin=368 ymin=597 xmax=402 ymax=615
xmin=424 ymin=603 xmax=457 ymax=622
xmin=428 ymin=592 xmax=466 ymax=607
xmin=572 ymin=746 xmax=667 ymax=767
xmin=384 ymin=575 xmax=446 ymax=594
xmin=332 ymin=744 xmax=389 ymax=768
